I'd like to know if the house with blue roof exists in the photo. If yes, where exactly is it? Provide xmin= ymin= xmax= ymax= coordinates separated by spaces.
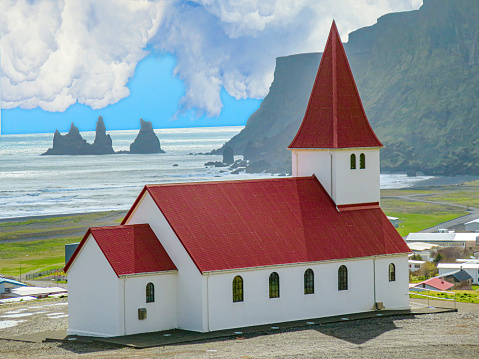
xmin=0 ymin=277 xmax=27 ymax=297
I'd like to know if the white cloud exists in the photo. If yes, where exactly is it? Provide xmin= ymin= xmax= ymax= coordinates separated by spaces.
xmin=1 ymin=0 xmax=422 ymax=116
xmin=1 ymin=0 xmax=164 ymax=111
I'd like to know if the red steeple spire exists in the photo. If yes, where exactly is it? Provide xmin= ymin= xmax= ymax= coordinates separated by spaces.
xmin=288 ymin=21 xmax=382 ymax=149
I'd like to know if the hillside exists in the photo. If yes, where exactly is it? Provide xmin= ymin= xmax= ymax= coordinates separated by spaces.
xmin=215 ymin=0 xmax=479 ymax=175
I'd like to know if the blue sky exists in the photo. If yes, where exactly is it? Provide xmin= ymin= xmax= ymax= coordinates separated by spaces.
xmin=0 ymin=1 xmax=422 ymax=135
xmin=1 ymin=52 xmax=261 ymax=134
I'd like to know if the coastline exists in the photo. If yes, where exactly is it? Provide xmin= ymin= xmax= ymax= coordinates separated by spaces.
xmin=410 ymin=175 xmax=479 ymax=188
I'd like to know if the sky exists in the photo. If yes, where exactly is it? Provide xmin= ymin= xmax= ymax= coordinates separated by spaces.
xmin=0 ymin=0 xmax=423 ymax=134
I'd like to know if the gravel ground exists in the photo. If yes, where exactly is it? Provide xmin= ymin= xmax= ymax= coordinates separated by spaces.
xmin=1 ymin=298 xmax=479 ymax=358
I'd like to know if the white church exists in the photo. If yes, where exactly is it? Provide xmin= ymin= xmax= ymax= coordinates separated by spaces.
xmin=65 ymin=22 xmax=411 ymax=337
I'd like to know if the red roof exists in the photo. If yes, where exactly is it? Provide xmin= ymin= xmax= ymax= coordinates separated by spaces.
xmin=123 ymin=176 xmax=409 ymax=273
xmin=64 ymin=224 xmax=177 ymax=276
xmin=414 ymin=277 xmax=454 ymax=291
xmin=289 ymin=21 xmax=382 ymax=149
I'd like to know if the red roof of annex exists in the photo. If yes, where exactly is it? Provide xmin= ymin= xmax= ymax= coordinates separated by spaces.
xmin=122 ymin=176 xmax=409 ymax=273
xmin=65 ymin=224 xmax=177 ymax=276
xmin=289 ymin=21 xmax=382 ymax=149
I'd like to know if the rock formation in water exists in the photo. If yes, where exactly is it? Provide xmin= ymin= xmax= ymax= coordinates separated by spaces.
xmin=222 ymin=145 xmax=234 ymax=164
xmin=91 ymin=116 xmax=115 ymax=155
xmin=42 ymin=123 xmax=92 ymax=155
xmin=129 ymin=119 xmax=165 ymax=154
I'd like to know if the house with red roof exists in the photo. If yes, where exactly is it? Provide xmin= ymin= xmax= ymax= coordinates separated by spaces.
xmin=65 ymin=22 xmax=411 ymax=337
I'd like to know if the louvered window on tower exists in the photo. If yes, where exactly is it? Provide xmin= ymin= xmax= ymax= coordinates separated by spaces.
xmin=338 ymin=265 xmax=348 ymax=291
xmin=304 ymin=268 xmax=314 ymax=294
xmin=269 ymin=272 xmax=280 ymax=298
xmin=350 ymin=154 xmax=356 ymax=169
xmin=232 ymin=275 xmax=244 ymax=302
xmin=360 ymin=153 xmax=366 ymax=169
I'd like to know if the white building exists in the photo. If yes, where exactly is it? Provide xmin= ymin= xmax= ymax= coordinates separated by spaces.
xmin=405 ymin=232 xmax=479 ymax=250
xmin=407 ymin=242 xmax=439 ymax=261
xmin=65 ymin=22 xmax=411 ymax=338
xmin=438 ymin=263 xmax=479 ymax=285
xmin=408 ymin=260 xmax=425 ymax=272
xmin=465 ymin=218 xmax=479 ymax=232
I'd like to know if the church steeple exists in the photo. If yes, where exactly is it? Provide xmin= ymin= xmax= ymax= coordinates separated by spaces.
xmin=289 ymin=21 xmax=382 ymax=207
xmin=288 ymin=21 xmax=382 ymax=149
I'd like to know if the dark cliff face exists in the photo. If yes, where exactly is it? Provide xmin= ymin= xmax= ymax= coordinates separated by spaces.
xmin=219 ymin=0 xmax=479 ymax=175
xmin=129 ymin=119 xmax=165 ymax=154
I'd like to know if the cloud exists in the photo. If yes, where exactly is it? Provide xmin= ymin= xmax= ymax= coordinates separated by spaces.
xmin=1 ymin=0 xmax=164 ymax=111
xmin=1 ymin=0 xmax=422 ymax=116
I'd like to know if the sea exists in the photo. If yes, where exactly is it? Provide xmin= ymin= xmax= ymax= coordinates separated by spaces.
xmin=0 ymin=126 xmax=433 ymax=220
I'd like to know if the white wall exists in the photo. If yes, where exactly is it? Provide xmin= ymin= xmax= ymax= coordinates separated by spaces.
xmin=125 ymin=192 xmax=206 ymax=332
xmin=291 ymin=148 xmax=380 ymax=206
xmin=332 ymin=149 xmax=380 ymax=206
xmin=292 ymin=150 xmax=332 ymax=195
xmin=374 ymin=255 xmax=410 ymax=310
xmin=67 ymin=235 xmax=122 ymax=337
xmin=123 ymin=273 xmax=177 ymax=335
xmin=206 ymin=255 xmax=407 ymax=332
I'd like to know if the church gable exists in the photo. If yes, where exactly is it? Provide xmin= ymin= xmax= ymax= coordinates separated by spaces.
xmin=65 ymin=224 xmax=177 ymax=276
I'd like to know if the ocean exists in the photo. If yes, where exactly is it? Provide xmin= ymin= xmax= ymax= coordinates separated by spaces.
xmin=0 ymin=126 xmax=432 ymax=220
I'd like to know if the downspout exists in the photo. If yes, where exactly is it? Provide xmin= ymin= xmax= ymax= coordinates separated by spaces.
xmin=123 ymin=277 xmax=127 ymax=335
xmin=373 ymin=257 xmax=377 ymax=310
xmin=330 ymin=152 xmax=333 ymax=199
xmin=206 ymin=274 xmax=210 ymax=332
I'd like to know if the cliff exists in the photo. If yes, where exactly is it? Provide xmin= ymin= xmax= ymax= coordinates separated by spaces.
xmin=217 ymin=0 xmax=479 ymax=175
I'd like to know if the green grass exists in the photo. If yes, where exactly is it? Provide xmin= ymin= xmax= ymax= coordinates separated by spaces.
xmin=0 ymin=236 xmax=81 ymax=277
xmin=410 ymin=290 xmax=479 ymax=304
xmin=385 ymin=212 xmax=468 ymax=237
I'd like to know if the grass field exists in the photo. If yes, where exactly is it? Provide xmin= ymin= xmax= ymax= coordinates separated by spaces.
xmin=0 ymin=211 xmax=125 ymax=277
xmin=410 ymin=289 xmax=479 ymax=304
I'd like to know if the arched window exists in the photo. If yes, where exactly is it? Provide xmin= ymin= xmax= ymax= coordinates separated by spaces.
xmin=389 ymin=263 xmax=396 ymax=282
xmin=146 ymin=282 xmax=155 ymax=303
xmin=360 ymin=153 xmax=366 ymax=169
xmin=269 ymin=272 xmax=280 ymax=298
xmin=350 ymin=154 xmax=356 ymax=169
xmin=304 ymin=268 xmax=314 ymax=294
xmin=338 ymin=265 xmax=348 ymax=291
xmin=232 ymin=276 xmax=244 ymax=302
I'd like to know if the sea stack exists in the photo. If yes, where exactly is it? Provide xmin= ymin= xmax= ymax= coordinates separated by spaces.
xmin=222 ymin=145 xmax=234 ymax=164
xmin=91 ymin=116 xmax=115 ymax=155
xmin=129 ymin=118 xmax=165 ymax=154
xmin=42 ymin=123 xmax=92 ymax=155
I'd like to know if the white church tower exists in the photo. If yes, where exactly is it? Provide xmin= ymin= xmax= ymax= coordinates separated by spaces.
xmin=288 ymin=21 xmax=382 ymax=208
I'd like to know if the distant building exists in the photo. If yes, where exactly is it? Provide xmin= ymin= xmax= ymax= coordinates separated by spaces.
xmin=439 ymin=269 xmax=472 ymax=290
xmin=405 ymin=232 xmax=479 ymax=250
xmin=387 ymin=216 xmax=399 ymax=228
xmin=438 ymin=263 xmax=479 ymax=284
xmin=408 ymin=259 xmax=425 ymax=272
xmin=407 ymin=242 xmax=439 ymax=261
xmin=465 ymin=218 xmax=479 ymax=232
xmin=410 ymin=277 xmax=454 ymax=292
xmin=0 ymin=277 xmax=27 ymax=298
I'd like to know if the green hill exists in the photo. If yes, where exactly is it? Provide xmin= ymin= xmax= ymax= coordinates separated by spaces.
xmin=216 ymin=0 xmax=479 ymax=175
